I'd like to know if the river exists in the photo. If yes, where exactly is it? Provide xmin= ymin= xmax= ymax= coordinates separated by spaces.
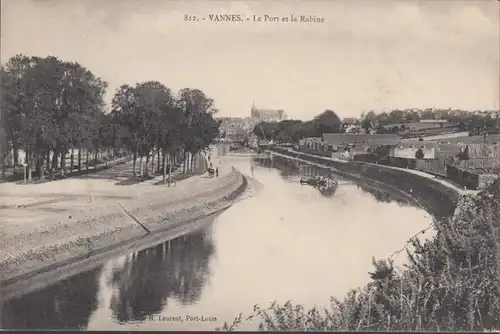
xmin=1 ymin=150 xmax=436 ymax=331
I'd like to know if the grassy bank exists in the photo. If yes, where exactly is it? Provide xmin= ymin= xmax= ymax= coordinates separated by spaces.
xmin=218 ymin=154 xmax=500 ymax=332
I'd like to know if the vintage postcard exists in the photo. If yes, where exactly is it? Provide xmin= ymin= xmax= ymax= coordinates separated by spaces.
xmin=1 ymin=0 xmax=499 ymax=332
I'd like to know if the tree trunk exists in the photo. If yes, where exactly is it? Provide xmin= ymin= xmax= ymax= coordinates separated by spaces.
xmin=190 ymin=152 xmax=195 ymax=172
xmin=162 ymin=148 xmax=166 ymax=182
xmin=86 ymin=150 xmax=89 ymax=172
xmin=183 ymin=151 xmax=187 ymax=174
xmin=145 ymin=152 xmax=150 ymax=177
xmin=78 ymin=149 xmax=82 ymax=170
xmin=168 ymin=152 xmax=173 ymax=186
xmin=70 ymin=148 xmax=75 ymax=172
xmin=27 ymin=146 xmax=32 ymax=181
xmin=140 ymin=156 xmax=144 ymax=177
xmin=51 ymin=150 xmax=58 ymax=174
xmin=151 ymin=149 xmax=155 ymax=176
xmin=94 ymin=150 xmax=98 ymax=168
xmin=13 ymin=146 xmax=18 ymax=176
xmin=1 ymin=156 xmax=5 ymax=178
xmin=157 ymin=148 xmax=161 ymax=173
xmin=36 ymin=155 xmax=43 ymax=179
xmin=60 ymin=151 xmax=66 ymax=176
xmin=132 ymin=151 xmax=137 ymax=179
xmin=46 ymin=151 xmax=50 ymax=173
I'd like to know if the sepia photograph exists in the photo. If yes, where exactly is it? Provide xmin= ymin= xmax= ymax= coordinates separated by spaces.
xmin=0 ymin=0 xmax=499 ymax=331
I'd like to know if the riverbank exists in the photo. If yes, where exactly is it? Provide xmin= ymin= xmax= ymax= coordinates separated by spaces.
xmin=267 ymin=147 xmax=478 ymax=219
xmin=0 ymin=156 xmax=248 ymax=287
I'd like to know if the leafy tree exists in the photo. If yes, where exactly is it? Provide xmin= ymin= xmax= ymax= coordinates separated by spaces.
xmin=0 ymin=65 xmax=11 ymax=178
xmin=176 ymin=88 xmax=218 ymax=173
xmin=1 ymin=55 xmax=108 ymax=181
xmin=313 ymin=110 xmax=342 ymax=134
xmin=111 ymin=84 xmax=142 ymax=178
xmin=253 ymin=121 xmax=278 ymax=141
xmin=415 ymin=148 xmax=425 ymax=160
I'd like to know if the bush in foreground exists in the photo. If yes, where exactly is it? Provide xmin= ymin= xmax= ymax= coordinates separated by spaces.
xmin=218 ymin=180 xmax=500 ymax=331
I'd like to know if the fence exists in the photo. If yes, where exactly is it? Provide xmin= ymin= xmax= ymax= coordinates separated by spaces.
xmin=446 ymin=165 xmax=498 ymax=190
xmin=415 ymin=159 xmax=448 ymax=177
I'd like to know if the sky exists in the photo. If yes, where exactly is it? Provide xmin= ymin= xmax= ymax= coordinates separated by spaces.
xmin=1 ymin=0 xmax=499 ymax=120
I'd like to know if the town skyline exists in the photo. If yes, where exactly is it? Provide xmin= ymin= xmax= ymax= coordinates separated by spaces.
xmin=2 ymin=0 xmax=498 ymax=119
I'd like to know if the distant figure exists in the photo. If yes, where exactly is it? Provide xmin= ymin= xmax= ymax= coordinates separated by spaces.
xmin=216 ymin=167 xmax=219 ymax=177
xmin=208 ymin=154 xmax=211 ymax=162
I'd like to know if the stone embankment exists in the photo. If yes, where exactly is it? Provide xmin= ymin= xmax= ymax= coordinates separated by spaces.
xmin=0 ymin=156 xmax=248 ymax=286
xmin=268 ymin=147 xmax=475 ymax=219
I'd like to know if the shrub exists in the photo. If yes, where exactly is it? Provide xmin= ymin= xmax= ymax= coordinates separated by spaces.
xmin=415 ymin=148 xmax=425 ymax=160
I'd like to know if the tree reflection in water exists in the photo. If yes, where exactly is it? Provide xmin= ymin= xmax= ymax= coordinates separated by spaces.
xmin=110 ymin=228 xmax=215 ymax=323
xmin=254 ymin=155 xmax=330 ymax=180
xmin=355 ymin=183 xmax=410 ymax=206
xmin=1 ymin=268 xmax=101 ymax=330
xmin=254 ymin=155 xmax=412 ymax=204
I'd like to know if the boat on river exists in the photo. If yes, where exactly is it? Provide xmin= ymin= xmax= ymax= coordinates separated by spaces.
xmin=300 ymin=175 xmax=339 ymax=196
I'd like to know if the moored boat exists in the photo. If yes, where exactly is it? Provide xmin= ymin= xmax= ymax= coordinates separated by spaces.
xmin=299 ymin=175 xmax=339 ymax=196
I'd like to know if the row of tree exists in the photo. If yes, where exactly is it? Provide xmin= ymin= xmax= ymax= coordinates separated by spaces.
xmin=359 ymin=109 xmax=500 ymax=135
xmin=252 ymin=110 xmax=342 ymax=143
xmin=0 ymin=54 xmax=220 ymax=181
xmin=251 ymin=108 xmax=500 ymax=144
xmin=359 ymin=108 xmax=499 ymax=124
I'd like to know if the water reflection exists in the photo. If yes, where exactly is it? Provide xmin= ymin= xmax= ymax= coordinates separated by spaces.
xmin=254 ymin=155 xmax=411 ymax=206
xmin=109 ymin=228 xmax=214 ymax=323
xmin=356 ymin=183 xmax=409 ymax=205
xmin=1 ymin=268 xmax=101 ymax=330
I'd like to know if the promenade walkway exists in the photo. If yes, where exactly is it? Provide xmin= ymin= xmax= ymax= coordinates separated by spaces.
xmin=0 ymin=151 xmax=235 ymax=265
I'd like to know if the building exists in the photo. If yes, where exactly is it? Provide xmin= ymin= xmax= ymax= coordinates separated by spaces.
xmin=225 ymin=128 xmax=246 ymax=142
xmin=298 ymin=137 xmax=331 ymax=157
xmin=250 ymin=103 xmax=287 ymax=123
xmin=219 ymin=117 xmax=246 ymax=142
xmin=342 ymin=117 xmax=357 ymax=124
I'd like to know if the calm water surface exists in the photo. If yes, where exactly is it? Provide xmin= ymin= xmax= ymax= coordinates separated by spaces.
xmin=1 ymin=152 xmax=435 ymax=330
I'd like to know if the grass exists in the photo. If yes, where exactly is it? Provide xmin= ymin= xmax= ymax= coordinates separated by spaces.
xmin=218 ymin=180 xmax=500 ymax=332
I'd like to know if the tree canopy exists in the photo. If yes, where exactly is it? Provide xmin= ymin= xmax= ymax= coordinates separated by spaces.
xmin=1 ymin=54 xmax=220 ymax=181
xmin=252 ymin=109 xmax=342 ymax=143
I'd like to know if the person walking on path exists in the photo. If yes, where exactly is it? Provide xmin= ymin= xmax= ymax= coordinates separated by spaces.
xmin=215 ymin=166 xmax=219 ymax=177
